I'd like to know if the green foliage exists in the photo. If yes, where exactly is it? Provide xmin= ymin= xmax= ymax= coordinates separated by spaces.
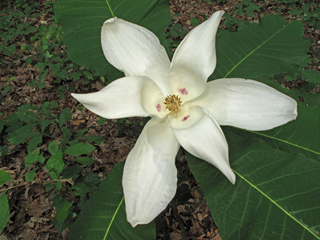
xmin=166 ymin=20 xmax=189 ymax=55
xmin=84 ymin=134 xmax=104 ymax=144
xmin=185 ymin=15 xmax=320 ymax=239
xmin=25 ymin=149 xmax=40 ymax=168
xmin=55 ymin=201 xmax=72 ymax=222
xmin=1 ymin=97 xmax=102 ymax=233
xmin=213 ymin=14 xmax=310 ymax=81
xmin=25 ymin=170 xmax=36 ymax=182
xmin=0 ymin=171 xmax=12 ymax=185
xmin=54 ymin=0 xmax=171 ymax=82
xmin=0 ymin=0 xmax=103 ymax=99
xmin=0 ymin=194 xmax=10 ymax=234
xmin=228 ymin=103 xmax=320 ymax=161
xmin=71 ymin=182 xmax=90 ymax=197
xmin=187 ymin=133 xmax=320 ymax=240
xmin=190 ymin=17 xmax=200 ymax=26
xmin=59 ymin=108 xmax=71 ymax=128
xmin=302 ymin=69 xmax=320 ymax=84
xmin=80 ymin=172 xmax=100 ymax=190
xmin=74 ymin=157 xmax=95 ymax=166
xmin=47 ymin=148 xmax=64 ymax=179
xmin=68 ymin=163 xmax=156 ymax=240
xmin=211 ymin=14 xmax=320 ymax=105
xmin=5 ymin=102 xmax=57 ymax=159
xmin=170 ymin=23 xmax=188 ymax=38
xmin=62 ymin=166 xmax=83 ymax=180
xmin=234 ymin=1 xmax=262 ymax=17
xmin=3 ymin=44 xmax=16 ymax=56
xmin=0 ymin=0 xmax=40 ymax=55
xmin=286 ymin=2 xmax=320 ymax=29
xmin=222 ymin=12 xmax=247 ymax=31
xmin=65 ymin=143 xmax=96 ymax=156
xmin=1 ymin=0 xmax=319 ymax=238
xmin=51 ymin=193 xmax=74 ymax=231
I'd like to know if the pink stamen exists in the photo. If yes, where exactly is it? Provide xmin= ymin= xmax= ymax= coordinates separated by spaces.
xmin=178 ymin=88 xmax=188 ymax=95
xmin=182 ymin=115 xmax=190 ymax=121
xmin=156 ymin=104 xmax=161 ymax=112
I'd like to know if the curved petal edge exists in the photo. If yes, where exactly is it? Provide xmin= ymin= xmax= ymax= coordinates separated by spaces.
xmin=101 ymin=17 xmax=172 ymax=95
xmin=71 ymin=76 xmax=155 ymax=119
xmin=172 ymin=109 xmax=236 ymax=184
xmin=188 ymin=78 xmax=298 ymax=131
xmin=123 ymin=118 xmax=180 ymax=227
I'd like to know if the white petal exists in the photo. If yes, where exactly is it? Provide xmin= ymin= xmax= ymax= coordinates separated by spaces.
xmin=101 ymin=18 xmax=172 ymax=95
xmin=72 ymin=76 xmax=158 ymax=119
xmin=172 ymin=110 xmax=235 ymax=184
xmin=170 ymin=106 xmax=204 ymax=130
xmin=169 ymin=11 xmax=224 ymax=103
xmin=188 ymin=78 xmax=298 ymax=131
xmin=123 ymin=118 xmax=180 ymax=227
xmin=141 ymin=80 xmax=170 ymax=119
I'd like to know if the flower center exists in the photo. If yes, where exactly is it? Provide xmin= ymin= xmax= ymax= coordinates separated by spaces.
xmin=164 ymin=95 xmax=182 ymax=114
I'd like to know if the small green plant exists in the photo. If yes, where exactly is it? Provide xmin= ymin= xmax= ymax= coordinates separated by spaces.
xmin=0 ymin=98 xmax=106 ymax=232
xmin=233 ymin=0 xmax=262 ymax=18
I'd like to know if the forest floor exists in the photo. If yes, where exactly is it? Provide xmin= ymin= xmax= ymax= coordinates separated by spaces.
xmin=0 ymin=0 xmax=319 ymax=239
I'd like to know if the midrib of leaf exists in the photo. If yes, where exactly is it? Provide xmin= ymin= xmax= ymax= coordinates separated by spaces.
xmin=247 ymin=130 xmax=320 ymax=156
xmin=105 ymin=0 xmax=114 ymax=17
xmin=103 ymin=197 xmax=124 ymax=240
xmin=232 ymin=169 xmax=320 ymax=239
xmin=223 ymin=20 xmax=293 ymax=78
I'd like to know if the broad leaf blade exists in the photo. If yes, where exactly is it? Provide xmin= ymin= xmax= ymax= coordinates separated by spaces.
xmin=65 ymin=143 xmax=95 ymax=156
xmin=213 ymin=15 xmax=320 ymax=160
xmin=0 ymin=171 xmax=12 ymax=185
xmin=187 ymin=133 xmax=320 ymax=240
xmin=212 ymin=14 xmax=320 ymax=106
xmin=68 ymin=162 xmax=155 ymax=240
xmin=54 ymin=0 xmax=170 ymax=81
xmin=226 ymin=103 xmax=320 ymax=161
xmin=212 ymin=14 xmax=310 ymax=82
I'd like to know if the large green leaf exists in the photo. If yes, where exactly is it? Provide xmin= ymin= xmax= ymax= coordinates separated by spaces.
xmin=210 ymin=14 xmax=320 ymax=160
xmin=211 ymin=14 xmax=320 ymax=105
xmin=187 ymin=133 xmax=320 ymax=240
xmin=187 ymin=14 xmax=320 ymax=240
xmin=212 ymin=14 xmax=310 ymax=82
xmin=68 ymin=162 xmax=155 ymax=240
xmin=54 ymin=0 xmax=170 ymax=81
xmin=225 ymin=103 xmax=320 ymax=161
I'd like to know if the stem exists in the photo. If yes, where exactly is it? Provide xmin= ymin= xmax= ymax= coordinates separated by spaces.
xmin=5 ymin=166 xmax=40 ymax=193
xmin=105 ymin=0 xmax=114 ymax=18
xmin=2 ymin=169 xmax=73 ymax=194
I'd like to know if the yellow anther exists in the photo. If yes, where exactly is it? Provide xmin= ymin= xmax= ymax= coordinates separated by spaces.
xmin=164 ymin=95 xmax=182 ymax=114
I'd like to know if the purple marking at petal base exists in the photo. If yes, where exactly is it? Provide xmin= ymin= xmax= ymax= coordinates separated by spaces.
xmin=156 ymin=104 xmax=161 ymax=112
xmin=182 ymin=115 xmax=190 ymax=121
xmin=178 ymin=88 xmax=188 ymax=95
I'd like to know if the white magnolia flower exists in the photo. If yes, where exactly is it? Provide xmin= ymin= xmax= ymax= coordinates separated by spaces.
xmin=72 ymin=11 xmax=297 ymax=227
